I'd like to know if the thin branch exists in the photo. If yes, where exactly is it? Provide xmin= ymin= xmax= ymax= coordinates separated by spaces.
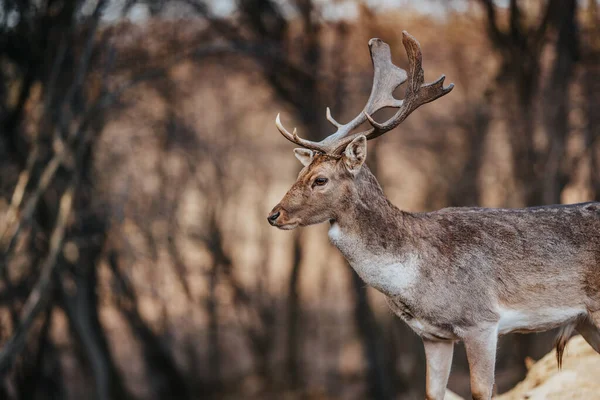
xmin=59 ymin=0 xmax=109 ymax=139
xmin=0 ymin=154 xmax=64 ymax=276
xmin=0 ymin=182 xmax=76 ymax=374
xmin=0 ymin=147 xmax=39 ymax=242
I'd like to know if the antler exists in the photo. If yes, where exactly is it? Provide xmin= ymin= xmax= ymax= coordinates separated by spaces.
xmin=275 ymin=31 xmax=454 ymax=155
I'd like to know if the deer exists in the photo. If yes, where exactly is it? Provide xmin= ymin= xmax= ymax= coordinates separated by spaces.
xmin=267 ymin=31 xmax=600 ymax=400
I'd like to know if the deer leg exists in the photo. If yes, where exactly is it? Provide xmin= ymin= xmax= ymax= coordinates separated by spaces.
xmin=423 ymin=339 xmax=454 ymax=400
xmin=576 ymin=312 xmax=600 ymax=353
xmin=463 ymin=326 xmax=498 ymax=400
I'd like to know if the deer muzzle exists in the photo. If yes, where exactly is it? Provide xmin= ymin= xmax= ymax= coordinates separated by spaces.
xmin=267 ymin=210 xmax=281 ymax=225
xmin=267 ymin=205 xmax=299 ymax=229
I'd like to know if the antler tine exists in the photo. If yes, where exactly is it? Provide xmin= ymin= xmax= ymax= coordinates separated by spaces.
xmin=274 ymin=32 xmax=453 ymax=155
xmin=320 ymin=38 xmax=409 ymax=154
xmin=275 ymin=113 xmax=330 ymax=153
xmin=363 ymin=31 xmax=454 ymax=138
xmin=326 ymin=107 xmax=342 ymax=128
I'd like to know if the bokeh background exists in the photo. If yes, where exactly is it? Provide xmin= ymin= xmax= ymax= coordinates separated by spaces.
xmin=0 ymin=0 xmax=598 ymax=399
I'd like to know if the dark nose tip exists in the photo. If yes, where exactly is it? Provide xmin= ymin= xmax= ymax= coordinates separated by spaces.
xmin=268 ymin=211 xmax=281 ymax=224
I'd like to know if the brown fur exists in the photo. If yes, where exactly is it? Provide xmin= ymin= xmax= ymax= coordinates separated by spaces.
xmin=268 ymin=32 xmax=600 ymax=398
xmin=269 ymin=146 xmax=600 ymax=400
xmin=555 ymin=323 xmax=576 ymax=369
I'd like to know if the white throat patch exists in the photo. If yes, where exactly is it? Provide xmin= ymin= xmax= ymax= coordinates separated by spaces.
xmin=328 ymin=222 xmax=342 ymax=242
xmin=328 ymin=222 xmax=419 ymax=296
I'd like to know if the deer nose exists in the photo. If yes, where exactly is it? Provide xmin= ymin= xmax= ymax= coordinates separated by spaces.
xmin=268 ymin=211 xmax=281 ymax=225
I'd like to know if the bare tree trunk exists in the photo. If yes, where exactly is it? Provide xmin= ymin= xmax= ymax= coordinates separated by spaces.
xmin=60 ymin=247 xmax=130 ymax=400
xmin=14 ymin=307 xmax=65 ymax=400
xmin=506 ymin=92 xmax=538 ymax=206
xmin=286 ymin=231 xmax=302 ymax=389
xmin=448 ymin=103 xmax=490 ymax=207
xmin=351 ymin=272 xmax=393 ymax=400
xmin=542 ymin=0 xmax=579 ymax=204
xmin=206 ymin=260 xmax=222 ymax=387
xmin=477 ymin=0 xmax=554 ymax=206
xmin=585 ymin=0 xmax=600 ymax=200
xmin=587 ymin=63 xmax=600 ymax=200
xmin=108 ymin=252 xmax=192 ymax=399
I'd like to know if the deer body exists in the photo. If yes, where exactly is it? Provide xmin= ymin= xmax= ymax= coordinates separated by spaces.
xmin=267 ymin=33 xmax=600 ymax=399
xmin=327 ymin=166 xmax=600 ymax=340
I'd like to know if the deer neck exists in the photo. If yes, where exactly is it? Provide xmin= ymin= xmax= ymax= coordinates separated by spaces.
xmin=328 ymin=166 xmax=416 ymax=296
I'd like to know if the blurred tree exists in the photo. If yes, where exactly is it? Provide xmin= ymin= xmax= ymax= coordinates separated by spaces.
xmin=478 ymin=0 xmax=581 ymax=206
xmin=1 ymin=1 xmax=597 ymax=399
xmin=0 ymin=0 xmax=131 ymax=398
xmin=583 ymin=0 xmax=600 ymax=200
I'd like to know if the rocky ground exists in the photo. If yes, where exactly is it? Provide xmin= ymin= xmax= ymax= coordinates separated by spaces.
xmin=445 ymin=335 xmax=600 ymax=400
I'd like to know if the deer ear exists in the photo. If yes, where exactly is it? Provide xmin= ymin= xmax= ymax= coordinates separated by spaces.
xmin=294 ymin=148 xmax=314 ymax=167
xmin=343 ymin=135 xmax=367 ymax=175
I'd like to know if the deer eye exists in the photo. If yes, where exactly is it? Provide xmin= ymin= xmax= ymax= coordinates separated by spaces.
xmin=313 ymin=177 xmax=328 ymax=187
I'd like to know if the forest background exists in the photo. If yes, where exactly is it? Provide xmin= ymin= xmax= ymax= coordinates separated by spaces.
xmin=0 ymin=0 xmax=599 ymax=398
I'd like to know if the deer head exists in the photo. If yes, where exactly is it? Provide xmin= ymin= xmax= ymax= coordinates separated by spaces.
xmin=268 ymin=31 xmax=453 ymax=229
